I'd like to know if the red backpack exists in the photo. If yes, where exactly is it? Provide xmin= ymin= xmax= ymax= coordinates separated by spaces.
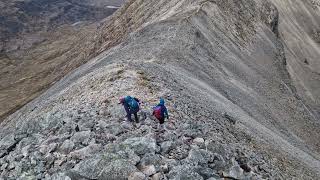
xmin=153 ymin=106 xmax=163 ymax=119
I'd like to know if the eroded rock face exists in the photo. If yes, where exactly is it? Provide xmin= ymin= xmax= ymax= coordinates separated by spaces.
xmin=260 ymin=1 xmax=279 ymax=36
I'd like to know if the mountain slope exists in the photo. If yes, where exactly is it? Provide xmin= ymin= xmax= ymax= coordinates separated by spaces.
xmin=0 ymin=0 xmax=320 ymax=179
xmin=0 ymin=0 xmax=120 ymax=52
xmin=0 ymin=0 xmax=121 ymax=121
xmin=269 ymin=0 xmax=320 ymax=119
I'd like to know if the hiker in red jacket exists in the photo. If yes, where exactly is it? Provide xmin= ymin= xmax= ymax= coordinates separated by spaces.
xmin=153 ymin=98 xmax=169 ymax=130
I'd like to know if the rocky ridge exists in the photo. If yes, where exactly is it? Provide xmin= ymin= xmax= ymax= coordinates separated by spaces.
xmin=0 ymin=67 xmax=284 ymax=179
xmin=0 ymin=0 xmax=320 ymax=179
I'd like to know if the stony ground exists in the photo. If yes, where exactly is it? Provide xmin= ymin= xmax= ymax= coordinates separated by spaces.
xmin=0 ymin=64 xmax=284 ymax=179
xmin=0 ymin=0 xmax=320 ymax=179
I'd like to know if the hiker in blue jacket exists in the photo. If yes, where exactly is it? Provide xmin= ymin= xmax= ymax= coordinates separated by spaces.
xmin=153 ymin=98 xmax=169 ymax=130
xmin=119 ymin=96 xmax=140 ymax=123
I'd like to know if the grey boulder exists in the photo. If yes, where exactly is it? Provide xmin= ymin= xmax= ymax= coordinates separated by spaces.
xmin=122 ymin=137 xmax=157 ymax=156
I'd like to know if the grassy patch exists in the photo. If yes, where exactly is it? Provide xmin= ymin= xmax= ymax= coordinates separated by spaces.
xmin=108 ymin=69 xmax=124 ymax=82
xmin=137 ymin=70 xmax=154 ymax=93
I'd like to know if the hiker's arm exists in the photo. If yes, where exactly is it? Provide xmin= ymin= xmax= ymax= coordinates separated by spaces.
xmin=164 ymin=107 xmax=169 ymax=119
xmin=134 ymin=97 xmax=140 ymax=104
xmin=123 ymin=103 xmax=130 ymax=114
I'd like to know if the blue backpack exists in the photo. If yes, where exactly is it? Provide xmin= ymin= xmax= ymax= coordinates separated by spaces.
xmin=126 ymin=96 xmax=139 ymax=111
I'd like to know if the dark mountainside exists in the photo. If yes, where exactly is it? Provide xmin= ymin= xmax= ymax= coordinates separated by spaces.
xmin=0 ymin=0 xmax=320 ymax=179
xmin=0 ymin=0 xmax=122 ymax=121
xmin=0 ymin=0 xmax=121 ymax=52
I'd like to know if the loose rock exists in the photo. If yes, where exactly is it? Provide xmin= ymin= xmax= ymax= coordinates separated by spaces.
xmin=128 ymin=172 xmax=146 ymax=180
